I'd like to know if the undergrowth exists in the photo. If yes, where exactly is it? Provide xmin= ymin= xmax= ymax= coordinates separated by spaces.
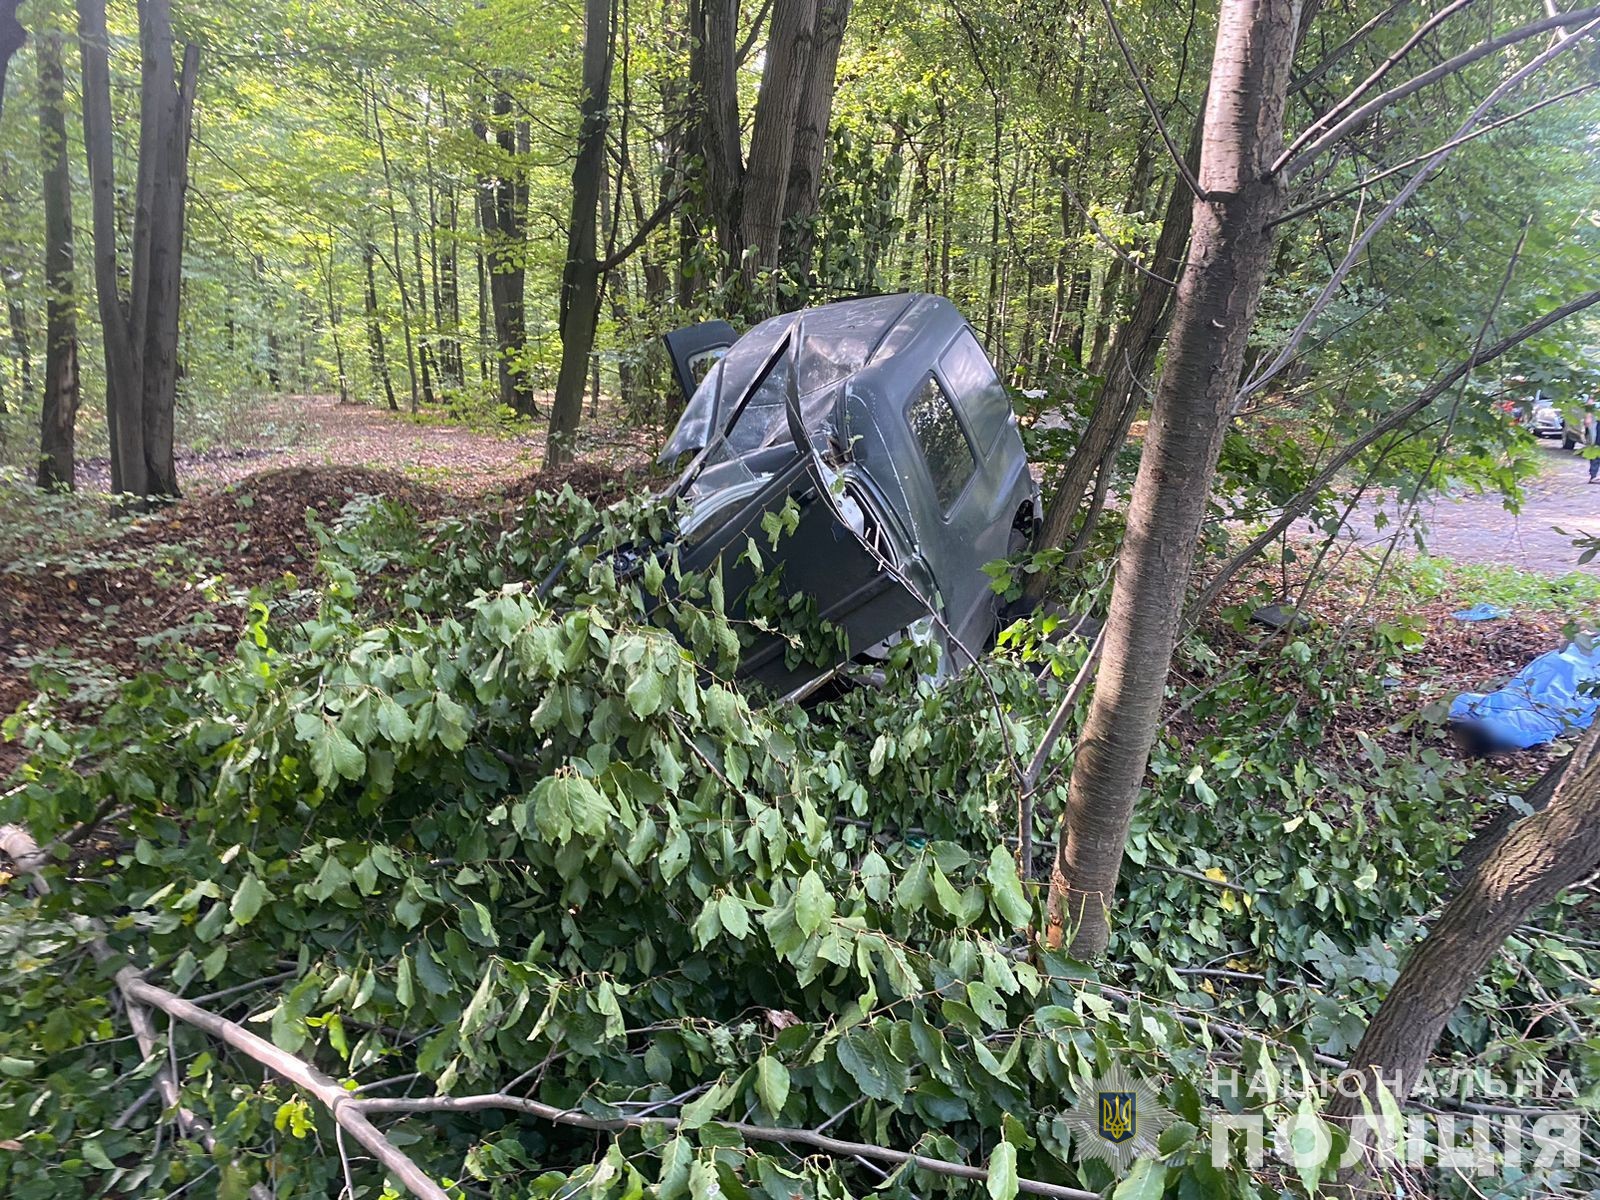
xmin=0 ymin=488 xmax=1594 ymax=1200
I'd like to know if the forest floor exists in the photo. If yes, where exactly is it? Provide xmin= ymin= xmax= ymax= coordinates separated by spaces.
xmin=75 ymin=392 xmax=663 ymax=495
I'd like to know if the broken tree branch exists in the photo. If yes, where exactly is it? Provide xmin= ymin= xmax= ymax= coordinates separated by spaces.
xmin=353 ymin=1092 xmax=1101 ymax=1200
xmin=1241 ymin=17 xmax=1600 ymax=400
xmin=1284 ymin=0 xmax=1477 ymax=157
xmin=1271 ymin=80 xmax=1600 ymax=227
xmin=1096 ymin=0 xmax=1207 ymax=202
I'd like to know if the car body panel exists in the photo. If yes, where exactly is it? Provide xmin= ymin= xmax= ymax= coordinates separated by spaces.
xmin=659 ymin=293 xmax=1037 ymax=696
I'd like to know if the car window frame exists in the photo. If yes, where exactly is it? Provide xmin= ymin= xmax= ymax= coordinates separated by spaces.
xmin=902 ymin=366 xmax=981 ymax=520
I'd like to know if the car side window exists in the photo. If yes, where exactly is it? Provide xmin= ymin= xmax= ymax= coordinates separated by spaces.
xmin=907 ymin=373 xmax=977 ymax=512
xmin=937 ymin=329 xmax=1009 ymax=453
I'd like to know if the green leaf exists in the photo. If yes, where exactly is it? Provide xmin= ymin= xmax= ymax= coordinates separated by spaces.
xmin=755 ymin=1056 xmax=790 ymax=1118
xmin=794 ymin=869 xmax=833 ymax=936
xmin=461 ymin=900 xmax=498 ymax=947
xmin=625 ymin=667 xmax=666 ymax=720
xmin=718 ymin=893 xmax=751 ymax=940
xmin=530 ymin=773 xmax=616 ymax=843
xmin=231 ymin=873 xmax=270 ymax=926
xmin=835 ymin=1027 xmax=908 ymax=1102
xmin=986 ymin=845 xmax=1031 ymax=928
xmin=986 ymin=1141 xmax=1017 ymax=1200
xmin=1112 ymin=1159 xmax=1166 ymax=1200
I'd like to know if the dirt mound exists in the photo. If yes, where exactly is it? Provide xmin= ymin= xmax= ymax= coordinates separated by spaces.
xmin=0 ymin=461 xmax=664 ymax=779
xmin=0 ymin=466 xmax=448 ymax=778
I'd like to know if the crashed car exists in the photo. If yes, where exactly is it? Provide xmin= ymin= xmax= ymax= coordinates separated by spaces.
xmin=655 ymin=293 xmax=1038 ymax=700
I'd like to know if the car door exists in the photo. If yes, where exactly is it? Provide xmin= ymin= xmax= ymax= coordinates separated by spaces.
xmin=662 ymin=320 xmax=737 ymax=403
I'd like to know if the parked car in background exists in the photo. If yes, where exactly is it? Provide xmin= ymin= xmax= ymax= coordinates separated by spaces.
xmin=655 ymin=294 xmax=1039 ymax=700
xmin=1529 ymin=398 xmax=1582 ymax=449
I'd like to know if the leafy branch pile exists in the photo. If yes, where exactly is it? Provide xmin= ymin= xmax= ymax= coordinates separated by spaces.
xmin=1 ymin=489 xmax=1595 ymax=1200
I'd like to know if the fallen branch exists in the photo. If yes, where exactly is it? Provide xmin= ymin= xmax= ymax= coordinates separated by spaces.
xmin=353 ymin=1092 xmax=1101 ymax=1200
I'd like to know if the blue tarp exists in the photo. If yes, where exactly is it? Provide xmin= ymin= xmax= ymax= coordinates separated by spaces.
xmin=1448 ymin=641 xmax=1600 ymax=750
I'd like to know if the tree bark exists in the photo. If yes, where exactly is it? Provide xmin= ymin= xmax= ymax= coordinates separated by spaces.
xmin=475 ymin=90 xmax=536 ymax=416
xmin=687 ymin=0 xmax=743 ymax=288
xmin=778 ymin=0 xmax=851 ymax=290
xmin=1327 ymin=723 xmax=1600 ymax=1120
xmin=1044 ymin=0 xmax=1300 ymax=958
xmin=362 ymin=240 xmax=397 ymax=411
xmin=0 ymin=0 xmax=23 ymax=121
xmin=547 ymin=0 xmax=614 ymax=466
xmin=37 ymin=26 xmax=79 ymax=490
xmin=740 ymin=0 xmax=820 ymax=291
xmin=77 ymin=0 xmax=196 ymax=501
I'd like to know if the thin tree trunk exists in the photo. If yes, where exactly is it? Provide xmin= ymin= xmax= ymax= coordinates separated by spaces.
xmin=362 ymin=240 xmax=397 ymax=411
xmin=322 ymin=232 xmax=349 ymax=404
xmin=476 ymin=90 xmax=535 ymax=416
xmin=1023 ymin=122 xmax=1201 ymax=605
xmin=37 ymin=27 xmax=79 ymax=490
xmin=80 ymin=0 xmax=144 ymax=496
xmin=1045 ymin=0 xmax=1299 ymax=958
xmin=548 ymin=0 xmax=614 ymax=466
xmin=368 ymin=79 xmax=420 ymax=412
xmin=1328 ymin=723 xmax=1600 ymax=1123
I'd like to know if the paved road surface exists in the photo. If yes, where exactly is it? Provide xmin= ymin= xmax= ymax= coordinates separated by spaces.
xmin=1315 ymin=443 xmax=1598 ymax=576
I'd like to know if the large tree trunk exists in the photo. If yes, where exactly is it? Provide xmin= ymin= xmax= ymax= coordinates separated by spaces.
xmin=37 ymin=27 xmax=80 ymax=490
xmin=778 ymin=0 xmax=851 ymax=292
xmin=476 ymin=90 xmax=536 ymax=417
xmin=79 ymin=0 xmax=195 ymax=502
xmin=1044 ymin=0 xmax=1299 ymax=958
xmin=687 ymin=0 xmax=743 ymax=289
xmin=547 ymin=0 xmax=613 ymax=467
xmin=1328 ymin=724 xmax=1600 ymax=1121
xmin=739 ymin=0 xmax=819 ymax=292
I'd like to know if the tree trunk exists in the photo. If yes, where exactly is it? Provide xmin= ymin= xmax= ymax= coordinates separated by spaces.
xmin=547 ymin=0 xmax=613 ymax=467
xmin=778 ymin=0 xmax=851 ymax=291
xmin=739 ymin=0 xmax=820 ymax=292
xmin=37 ymin=27 xmax=79 ymax=490
xmin=362 ymin=240 xmax=397 ymax=411
xmin=1023 ymin=124 xmax=1201 ymax=605
xmin=82 ymin=0 xmax=195 ymax=501
xmin=1044 ymin=0 xmax=1299 ymax=958
xmin=368 ymin=79 xmax=420 ymax=413
xmin=1328 ymin=724 xmax=1600 ymax=1121
xmin=476 ymin=91 xmax=536 ymax=416
xmin=0 ymin=0 xmax=23 ymax=122
xmin=688 ymin=0 xmax=743 ymax=286
xmin=322 ymin=232 xmax=349 ymax=405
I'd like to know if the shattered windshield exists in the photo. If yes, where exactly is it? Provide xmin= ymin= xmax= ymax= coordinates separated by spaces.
xmin=667 ymin=295 xmax=917 ymax=469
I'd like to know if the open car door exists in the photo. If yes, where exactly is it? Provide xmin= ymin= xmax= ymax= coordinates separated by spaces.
xmin=662 ymin=320 xmax=737 ymax=403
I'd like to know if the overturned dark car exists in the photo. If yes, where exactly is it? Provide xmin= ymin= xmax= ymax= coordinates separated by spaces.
xmin=655 ymin=293 xmax=1038 ymax=700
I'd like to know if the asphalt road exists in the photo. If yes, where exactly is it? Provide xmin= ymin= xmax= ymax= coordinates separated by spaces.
xmin=1313 ymin=442 xmax=1598 ymax=576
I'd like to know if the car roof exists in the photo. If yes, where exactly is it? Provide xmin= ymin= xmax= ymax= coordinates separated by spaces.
xmin=659 ymin=294 xmax=970 ymax=465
